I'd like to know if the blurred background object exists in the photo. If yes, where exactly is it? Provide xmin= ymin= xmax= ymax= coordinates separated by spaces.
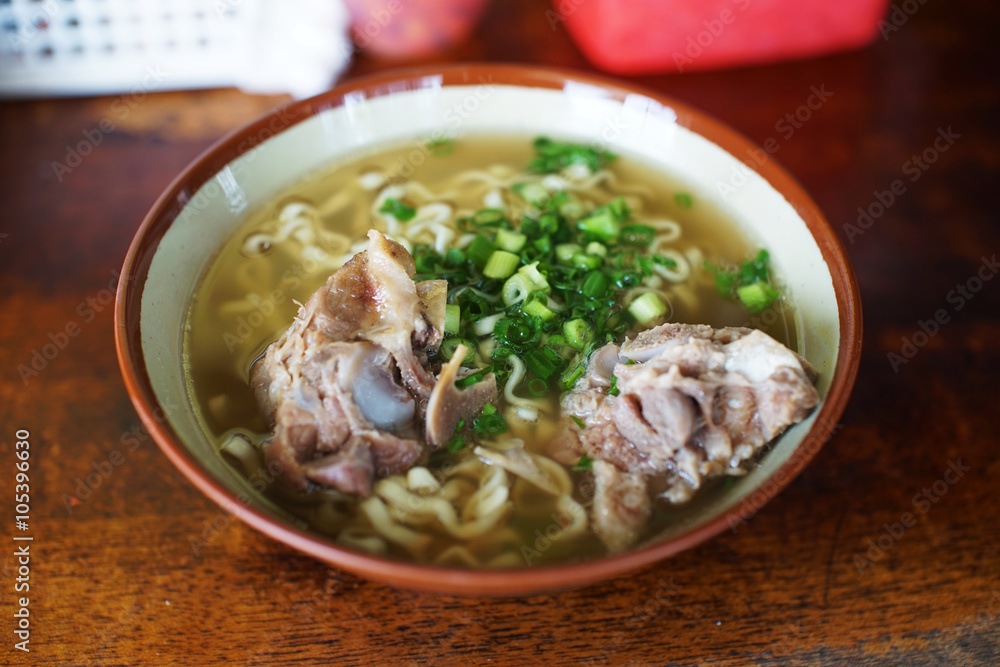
xmin=0 ymin=0 xmax=893 ymax=97
xmin=553 ymin=0 xmax=891 ymax=74
xmin=342 ymin=0 xmax=491 ymax=59
xmin=0 ymin=0 xmax=353 ymax=98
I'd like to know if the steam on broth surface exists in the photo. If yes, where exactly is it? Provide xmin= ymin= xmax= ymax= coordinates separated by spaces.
xmin=184 ymin=135 xmax=797 ymax=567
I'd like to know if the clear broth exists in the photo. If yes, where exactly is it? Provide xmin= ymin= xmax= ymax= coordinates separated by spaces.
xmin=183 ymin=135 xmax=796 ymax=566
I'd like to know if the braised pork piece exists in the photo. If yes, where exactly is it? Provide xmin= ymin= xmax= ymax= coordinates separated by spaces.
xmin=554 ymin=323 xmax=820 ymax=552
xmin=250 ymin=230 xmax=497 ymax=496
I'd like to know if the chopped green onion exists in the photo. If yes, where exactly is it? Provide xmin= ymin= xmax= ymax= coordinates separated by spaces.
xmin=524 ymin=348 xmax=559 ymax=379
xmin=440 ymin=338 xmax=475 ymax=365
xmin=467 ymin=235 xmax=496 ymax=269
xmin=455 ymin=365 xmax=493 ymax=388
xmin=628 ymin=292 xmax=668 ymax=325
xmin=555 ymin=193 xmax=586 ymax=220
xmin=736 ymin=281 xmax=780 ymax=313
xmin=447 ymin=435 xmax=467 ymax=453
xmin=483 ymin=250 xmax=520 ymax=279
xmin=443 ymin=247 xmax=465 ymax=267
xmin=502 ymin=273 xmax=534 ymax=306
xmin=457 ymin=291 xmax=492 ymax=322
xmin=704 ymin=249 xmax=781 ymax=313
xmin=555 ymin=243 xmax=582 ymax=263
xmin=473 ymin=208 xmax=507 ymax=227
xmin=577 ymin=211 xmax=618 ymax=242
xmin=571 ymin=251 xmax=602 ymax=270
xmin=428 ymin=138 xmax=455 ymax=156
xmin=379 ymin=197 xmax=416 ymax=221
xmin=674 ymin=192 xmax=693 ymax=209
xmin=620 ymin=224 xmax=656 ymax=247
xmin=527 ymin=137 xmax=615 ymax=174
xmin=523 ymin=299 xmax=556 ymax=321
xmin=608 ymin=375 xmax=620 ymax=396
xmin=473 ymin=403 xmax=507 ymax=437
xmin=444 ymin=304 xmax=461 ymax=334
xmin=563 ymin=319 xmax=589 ymax=351
xmin=653 ymin=254 xmax=678 ymax=269
xmin=528 ymin=377 xmax=549 ymax=396
xmin=413 ymin=251 xmax=436 ymax=275
xmin=572 ymin=454 xmax=593 ymax=471
xmin=585 ymin=241 xmax=608 ymax=258
xmin=581 ymin=271 xmax=608 ymax=299
xmin=495 ymin=228 xmax=527 ymax=253
xmin=560 ymin=363 xmax=586 ymax=390
xmin=512 ymin=181 xmax=550 ymax=207
xmin=571 ymin=416 xmax=586 ymax=429
xmin=518 ymin=262 xmax=550 ymax=291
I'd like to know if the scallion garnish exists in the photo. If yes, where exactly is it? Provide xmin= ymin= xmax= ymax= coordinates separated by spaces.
xmin=704 ymin=249 xmax=781 ymax=313
xmin=572 ymin=454 xmax=594 ymax=471
xmin=528 ymin=137 xmax=615 ymax=174
xmin=407 ymin=137 xmax=778 ymax=457
xmin=444 ymin=304 xmax=461 ymax=334
xmin=483 ymin=250 xmax=520 ymax=279
xmin=428 ymin=137 xmax=456 ymax=156
xmin=379 ymin=197 xmax=416 ymax=221
xmin=628 ymin=292 xmax=668 ymax=325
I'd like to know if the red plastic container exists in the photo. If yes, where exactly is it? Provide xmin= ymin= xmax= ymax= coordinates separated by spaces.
xmin=554 ymin=0 xmax=890 ymax=74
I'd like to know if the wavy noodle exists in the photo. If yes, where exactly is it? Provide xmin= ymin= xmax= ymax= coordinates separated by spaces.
xmin=219 ymin=433 xmax=261 ymax=477
xmin=337 ymin=527 xmax=388 ymax=556
xmin=370 ymin=466 xmax=510 ymax=542
xmin=649 ymin=219 xmax=682 ymax=243
xmin=213 ymin=143 xmax=727 ymax=567
xmin=502 ymin=356 xmax=550 ymax=411
xmin=359 ymin=495 xmax=432 ymax=555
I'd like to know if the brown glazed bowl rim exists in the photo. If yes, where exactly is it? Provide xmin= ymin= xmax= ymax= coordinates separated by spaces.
xmin=115 ymin=63 xmax=862 ymax=596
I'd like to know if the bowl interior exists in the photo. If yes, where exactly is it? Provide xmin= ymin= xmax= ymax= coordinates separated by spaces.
xmin=119 ymin=67 xmax=856 ymax=594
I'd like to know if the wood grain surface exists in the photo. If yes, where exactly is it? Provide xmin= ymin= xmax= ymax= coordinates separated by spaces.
xmin=2 ymin=0 xmax=998 ymax=664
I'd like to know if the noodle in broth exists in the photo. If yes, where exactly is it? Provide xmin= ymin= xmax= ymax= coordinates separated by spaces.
xmin=185 ymin=135 xmax=796 ymax=567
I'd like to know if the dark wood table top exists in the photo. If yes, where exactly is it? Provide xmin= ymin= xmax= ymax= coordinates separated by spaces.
xmin=2 ymin=0 xmax=998 ymax=664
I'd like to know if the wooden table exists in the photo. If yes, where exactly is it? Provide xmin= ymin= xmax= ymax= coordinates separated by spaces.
xmin=2 ymin=0 xmax=998 ymax=663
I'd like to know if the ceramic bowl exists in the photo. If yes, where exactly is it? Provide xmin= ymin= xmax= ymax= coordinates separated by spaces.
xmin=115 ymin=64 xmax=861 ymax=595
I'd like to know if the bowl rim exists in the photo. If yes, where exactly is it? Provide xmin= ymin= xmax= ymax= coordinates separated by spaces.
xmin=115 ymin=62 xmax=862 ymax=596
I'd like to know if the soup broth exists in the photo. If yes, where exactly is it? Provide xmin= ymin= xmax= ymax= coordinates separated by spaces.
xmin=184 ymin=135 xmax=796 ymax=567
